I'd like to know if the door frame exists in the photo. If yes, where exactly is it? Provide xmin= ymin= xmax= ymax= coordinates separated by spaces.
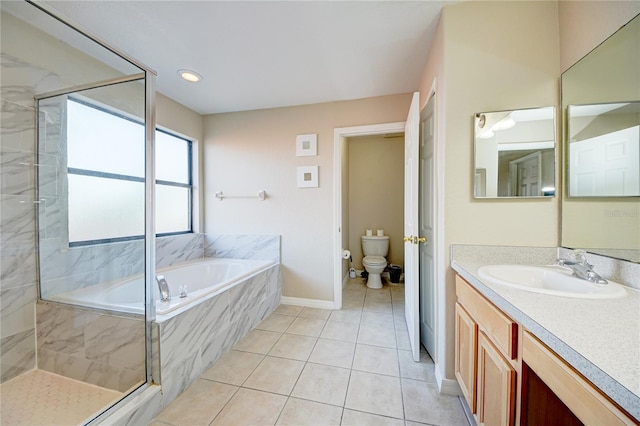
xmin=333 ymin=122 xmax=405 ymax=309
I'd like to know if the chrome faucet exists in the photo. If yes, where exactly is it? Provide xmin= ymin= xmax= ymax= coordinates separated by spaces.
xmin=156 ymin=275 xmax=171 ymax=302
xmin=557 ymin=250 xmax=608 ymax=284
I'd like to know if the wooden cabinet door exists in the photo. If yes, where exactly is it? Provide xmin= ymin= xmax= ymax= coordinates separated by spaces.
xmin=455 ymin=303 xmax=478 ymax=413
xmin=477 ymin=331 xmax=516 ymax=426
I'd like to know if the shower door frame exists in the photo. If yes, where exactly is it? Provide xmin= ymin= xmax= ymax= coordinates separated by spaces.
xmin=28 ymin=0 xmax=158 ymax=419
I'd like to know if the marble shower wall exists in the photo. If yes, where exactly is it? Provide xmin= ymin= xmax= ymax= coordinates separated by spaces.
xmin=36 ymin=301 xmax=146 ymax=392
xmin=154 ymin=263 xmax=281 ymax=405
xmin=0 ymin=54 xmax=45 ymax=382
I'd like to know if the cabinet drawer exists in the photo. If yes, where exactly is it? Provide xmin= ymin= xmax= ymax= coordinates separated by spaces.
xmin=456 ymin=276 xmax=518 ymax=359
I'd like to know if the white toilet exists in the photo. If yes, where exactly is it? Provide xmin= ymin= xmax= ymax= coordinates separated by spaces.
xmin=361 ymin=235 xmax=390 ymax=289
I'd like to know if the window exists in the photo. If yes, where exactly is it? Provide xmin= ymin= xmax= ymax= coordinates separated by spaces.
xmin=67 ymin=98 xmax=192 ymax=246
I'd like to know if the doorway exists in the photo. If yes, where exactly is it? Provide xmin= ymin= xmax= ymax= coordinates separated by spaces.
xmin=333 ymin=122 xmax=405 ymax=310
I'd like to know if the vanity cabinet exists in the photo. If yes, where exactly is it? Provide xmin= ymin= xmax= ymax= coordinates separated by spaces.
xmin=455 ymin=276 xmax=518 ymax=425
xmin=455 ymin=274 xmax=638 ymax=426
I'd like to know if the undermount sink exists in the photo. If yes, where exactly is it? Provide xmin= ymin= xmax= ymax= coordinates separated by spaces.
xmin=477 ymin=265 xmax=627 ymax=299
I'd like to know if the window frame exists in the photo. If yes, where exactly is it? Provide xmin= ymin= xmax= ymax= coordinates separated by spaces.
xmin=67 ymin=97 xmax=193 ymax=247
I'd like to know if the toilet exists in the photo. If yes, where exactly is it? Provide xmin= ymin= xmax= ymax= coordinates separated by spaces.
xmin=361 ymin=235 xmax=390 ymax=289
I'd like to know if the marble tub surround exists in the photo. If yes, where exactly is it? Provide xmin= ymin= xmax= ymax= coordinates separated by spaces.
xmin=451 ymin=251 xmax=640 ymax=421
xmin=205 ymin=234 xmax=281 ymax=263
xmin=153 ymin=262 xmax=281 ymax=405
xmin=156 ymin=233 xmax=204 ymax=268
xmin=36 ymin=301 xmax=146 ymax=392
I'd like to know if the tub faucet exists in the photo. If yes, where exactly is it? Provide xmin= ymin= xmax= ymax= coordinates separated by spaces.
xmin=556 ymin=250 xmax=608 ymax=285
xmin=156 ymin=275 xmax=171 ymax=302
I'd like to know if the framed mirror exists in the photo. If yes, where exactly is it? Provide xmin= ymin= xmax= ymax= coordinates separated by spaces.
xmin=561 ymin=14 xmax=639 ymax=262
xmin=474 ymin=106 xmax=556 ymax=198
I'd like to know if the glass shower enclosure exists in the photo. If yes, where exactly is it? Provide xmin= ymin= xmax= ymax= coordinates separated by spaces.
xmin=1 ymin=1 xmax=155 ymax=423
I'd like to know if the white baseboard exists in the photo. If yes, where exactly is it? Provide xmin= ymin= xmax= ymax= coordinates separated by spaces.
xmin=435 ymin=363 xmax=462 ymax=396
xmin=280 ymin=296 xmax=335 ymax=310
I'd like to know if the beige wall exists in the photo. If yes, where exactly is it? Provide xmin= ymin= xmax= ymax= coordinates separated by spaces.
xmin=419 ymin=0 xmax=561 ymax=384
xmin=558 ymin=1 xmax=640 ymax=72
xmin=203 ymin=94 xmax=412 ymax=301
xmin=347 ymin=135 xmax=404 ymax=270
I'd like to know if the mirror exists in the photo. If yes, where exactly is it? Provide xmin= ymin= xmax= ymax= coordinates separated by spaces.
xmin=562 ymin=14 xmax=640 ymax=262
xmin=474 ymin=106 xmax=556 ymax=198
xmin=567 ymin=101 xmax=640 ymax=197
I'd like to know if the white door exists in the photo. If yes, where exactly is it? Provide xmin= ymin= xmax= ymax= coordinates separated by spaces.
xmin=419 ymin=94 xmax=436 ymax=358
xmin=569 ymin=126 xmax=640 ymax=196
xmin=404 ymin=92 xmax=421 ymax=362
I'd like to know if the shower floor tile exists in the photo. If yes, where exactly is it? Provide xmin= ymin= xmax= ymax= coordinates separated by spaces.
xmin=0 ymin=369 xmax=123 ymax=426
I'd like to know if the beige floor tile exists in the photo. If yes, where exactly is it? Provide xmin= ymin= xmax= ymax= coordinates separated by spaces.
xmin=201 ymin=350 xmax=264 ymax=385
xmin=233 ymin=329 xmax=282 ymax=354
xmin=285 ymin=317 xmax=326 ymax=337
xmin=244 ymin=356 xmax=305 ymax=395
xmin=398 ymin=350 xmax=436 ymax=382
xmin=401 ymin=379 xmax=468 ymax=425
xmin=274 ymin=304 xmax=304 ymax=316
xmin=308 ymin=338 xmax=356 ymax=369
xmin=352 ymin=344 xmax=399 ymax=377
xmin=156 ymin=379 xmax=237 ymax=425
xmin=341 ymin=409 xmax=404 ymax=426
xmin=361 ymin=311 xmax=395 ymax=329
xmin=328 ymin=310 xmax=362 ymax=324
xmin=396 ymin=332 xmax=411 ymax=352
xmin=320 ymin=321 xmax=360 ymax=343
xmin=357 ymin=324 xmax=396 ymax=348
xmin=365 ymin=288 xmax=392 ymax=303
xmin=363 ymin=300 xmax=393 ymax=313
xmin=276 ymin=398 xmax=343 ymax=426
xmin=211 ymin=388 xmax=287 ymax=426
xmin=298 ymin=307 xmax=332 ymax=320
xmin=291 ymin=363 xmax=351 ymax=406
xmin=256 ymin=313 xmax=296 ymax=332
xmin=342 ymin=296 xmax=365 ymax=310
xmin=268 ymin=333 xmax=317 ymax=361
xmin=345 ymin=371 xmax=404 ymax=419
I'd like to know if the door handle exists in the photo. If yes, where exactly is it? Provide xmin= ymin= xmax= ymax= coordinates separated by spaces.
xmin=404 ymin=236 xmax=427 ymax=244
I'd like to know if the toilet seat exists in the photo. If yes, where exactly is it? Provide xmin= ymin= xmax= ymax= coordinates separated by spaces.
xmin=363 ymin=255 xmax=387 ymax=266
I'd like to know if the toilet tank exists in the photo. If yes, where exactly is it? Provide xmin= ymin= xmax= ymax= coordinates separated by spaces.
xmin=361 ymin=236 xmax=389 ymax=257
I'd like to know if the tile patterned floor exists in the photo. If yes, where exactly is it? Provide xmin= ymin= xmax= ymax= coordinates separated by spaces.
xmin=0 ymin=369 xmax=123 ymax=426
xmin=150 ymin=278 xmax=469 ymax=426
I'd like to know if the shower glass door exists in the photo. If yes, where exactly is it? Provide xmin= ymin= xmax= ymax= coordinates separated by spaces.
xmin=37 ymin=79 xmax=148 ymax=395
xmin=0 ymin=0 xmax=155 ymax=424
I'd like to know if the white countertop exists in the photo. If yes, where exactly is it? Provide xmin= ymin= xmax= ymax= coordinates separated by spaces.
xmin=452 ymin=260 xmax=640 ymax=421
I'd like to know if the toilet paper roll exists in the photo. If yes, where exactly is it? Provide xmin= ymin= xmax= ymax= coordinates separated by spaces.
xmin=377 ymin=229 xmax=384 ymax=236
xmin=342 ymin=249 xmax=351 ymax=259
xmin=366 ymin=229 xmax=373 ymax=236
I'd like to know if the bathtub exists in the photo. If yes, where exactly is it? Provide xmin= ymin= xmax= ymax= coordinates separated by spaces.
xmin=49 ymin=257 xmax=276 ymax=316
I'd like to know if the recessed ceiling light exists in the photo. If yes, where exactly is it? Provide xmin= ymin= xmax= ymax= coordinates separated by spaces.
xmin=178 ymin=69 xmax=202 ymax=83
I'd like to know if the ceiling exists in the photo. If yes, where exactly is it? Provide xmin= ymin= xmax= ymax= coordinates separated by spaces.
xmin=40 ymin=1 xmax=454 ymax=115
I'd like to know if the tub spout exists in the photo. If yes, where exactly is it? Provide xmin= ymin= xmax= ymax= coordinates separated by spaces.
xmin=156 ymin=275 xmax=171 ymax=302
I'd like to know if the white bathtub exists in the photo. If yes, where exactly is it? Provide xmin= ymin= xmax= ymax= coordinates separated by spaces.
xmin=50 ymin=258 xmax=276 ymax=316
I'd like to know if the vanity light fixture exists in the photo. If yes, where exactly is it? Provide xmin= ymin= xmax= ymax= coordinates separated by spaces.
xmin=178 ymin=69 xmax=202 ymax=83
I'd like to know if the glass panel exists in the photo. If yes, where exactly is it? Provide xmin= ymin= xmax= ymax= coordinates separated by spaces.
xmin=67 ymin=99 xmax=145 ymax=177
xmin=68 ymin=174 xmax=145 ymax=242
xmin=36 ymin=78 xmax=147 ymax=422
xmin=157 ymin=185 xmax=190 ymax=233
xmin=156 ymin=131 xmax=190 ymax=183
